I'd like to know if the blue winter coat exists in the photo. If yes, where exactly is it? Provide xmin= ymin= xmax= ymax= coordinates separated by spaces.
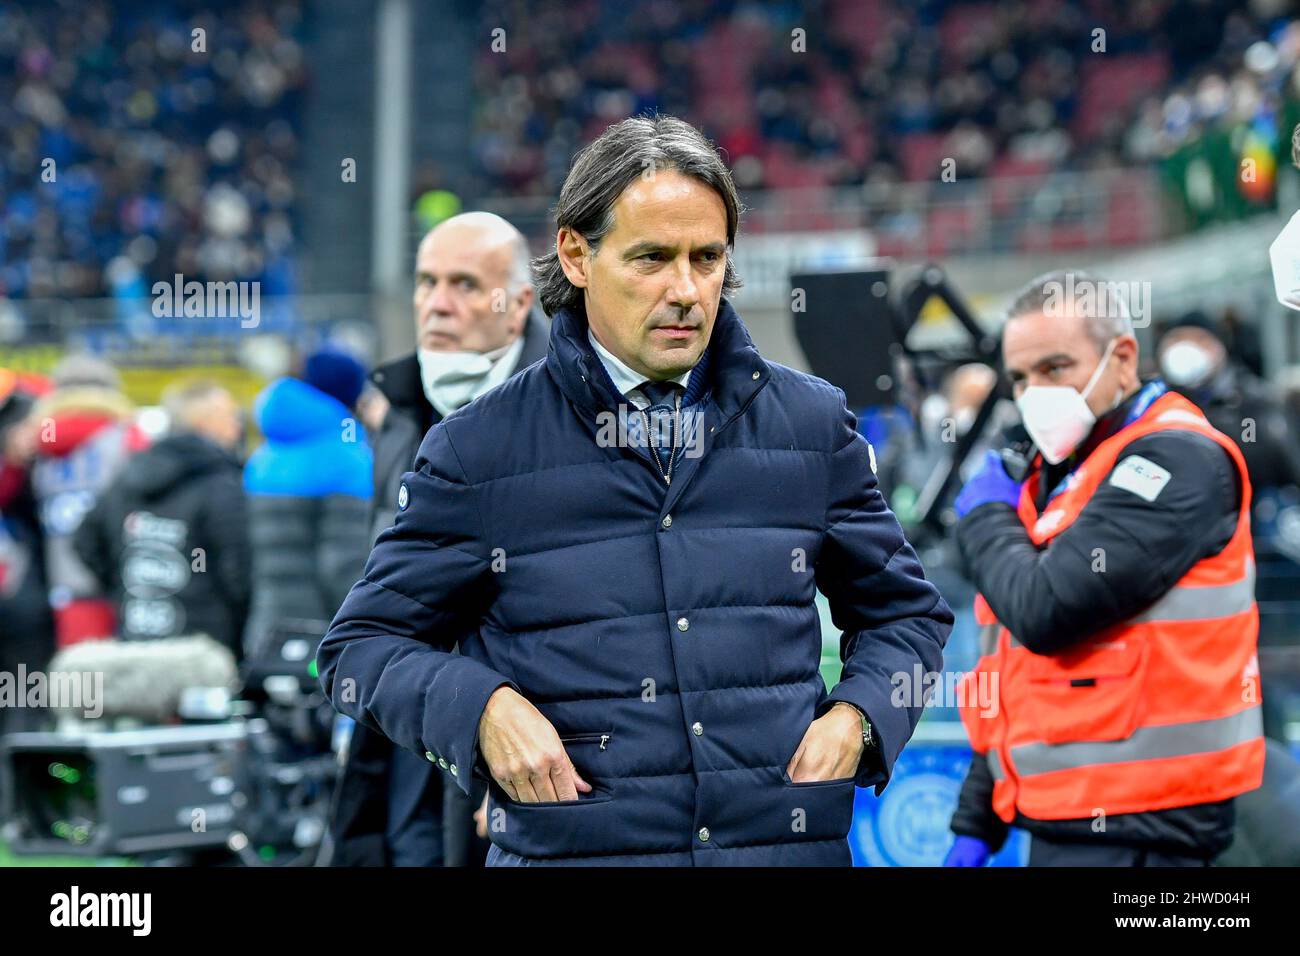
xmin=244 ymin=378 xmax=373 ymax=659
xmin=318 ymin=299 xmax=952 ymax=865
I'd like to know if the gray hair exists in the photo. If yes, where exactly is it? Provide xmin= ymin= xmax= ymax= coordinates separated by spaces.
xmin=533 ymin=115 xmax=744 ymax=317
xmin=162 ymin=379 xmax=228 ymax=432
xmin=1006 ymin=269 xmax=1134 ymax=352
xmin=421 ymin=211 xmax=533 ymax=296
xmin=51 ymin=354 xmax=121 ymax=391
xmin=506 ymin=229 xmax=532 ymax=295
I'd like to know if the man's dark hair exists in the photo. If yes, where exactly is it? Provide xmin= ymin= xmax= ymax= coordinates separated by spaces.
xmin=532 ymin=115 xmax=744 ymax=316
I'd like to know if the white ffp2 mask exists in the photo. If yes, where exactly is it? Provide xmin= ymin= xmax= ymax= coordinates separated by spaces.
xmin=1160 ymin=341 xmax=1214 ymax=387
xmin=1015 ymin=338 xmax=1119 ymax=465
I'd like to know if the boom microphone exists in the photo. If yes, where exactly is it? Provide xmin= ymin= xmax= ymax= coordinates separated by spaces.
xmin=48 ymin=635 xmax=238 ymax=724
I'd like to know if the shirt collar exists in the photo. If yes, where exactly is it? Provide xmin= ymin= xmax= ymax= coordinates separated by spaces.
xmin=586 ymin=329 xmax=692 ymax=408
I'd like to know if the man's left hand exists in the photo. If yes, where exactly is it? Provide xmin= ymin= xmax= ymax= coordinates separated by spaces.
xmin=786 ymin=702 xmax=863 ymax=783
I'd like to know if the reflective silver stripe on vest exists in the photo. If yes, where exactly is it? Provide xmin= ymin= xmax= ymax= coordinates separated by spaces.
xmin=978 ymin=623 xmax=1001 ymax=657
xmin=1010 ymin=705 xmax=1262 ymax=777
xmin=978 ymin=621 xmax=1024 ymax=651
xmin=1129 ymin=565 xmax=1255 ymax=624
xmin=986 ymin=749 xmax=1005 ymax=781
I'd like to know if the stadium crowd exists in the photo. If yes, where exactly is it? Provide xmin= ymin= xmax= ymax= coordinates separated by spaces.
xmin=470 ymin=0 xmax=1295 ymax=198
xmin=4 ymin=0 xmax=1298 ymax=303
xmin=0 ymin=0 xmax=306 ymax=301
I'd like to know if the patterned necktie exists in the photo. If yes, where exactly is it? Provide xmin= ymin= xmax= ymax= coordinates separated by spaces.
xmin=637 ymin=380 xmax=684 ymax=454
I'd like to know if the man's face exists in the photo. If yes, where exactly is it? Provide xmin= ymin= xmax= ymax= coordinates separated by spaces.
xmin=558 ymin=169 xmax=728 ymax=381
xmin=1002 ymin=307 xmax=1137 ymax=419
xmin=947 ymin=364 xmax=996 ymax=415
xmin=1157 ymin=327 xmax=1225 ymax=375
xmin=413 ymin=222 xmax=531 ymax=353
xmin=196 ymin=389 xmax=243 ymax=451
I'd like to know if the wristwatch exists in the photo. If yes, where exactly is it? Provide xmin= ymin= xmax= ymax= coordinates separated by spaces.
xmin=838 ymin=701 xmax=877 ymax=758
xmin=858 ymin=707 xmax=876 ymax=756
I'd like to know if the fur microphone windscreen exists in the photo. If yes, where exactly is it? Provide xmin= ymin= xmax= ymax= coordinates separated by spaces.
xmin=48 ymin=635 xmax=238 ymax=724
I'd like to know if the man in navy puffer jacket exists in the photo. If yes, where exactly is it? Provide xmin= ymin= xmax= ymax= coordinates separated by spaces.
xmin=319 ymin=116 xmax=952 ymax=866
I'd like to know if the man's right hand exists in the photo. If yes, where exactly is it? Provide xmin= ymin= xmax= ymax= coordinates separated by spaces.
xmin=477 ymin=686 xmax=592 ymax=802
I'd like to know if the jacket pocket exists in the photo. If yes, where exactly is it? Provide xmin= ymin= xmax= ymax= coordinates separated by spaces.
xmin=487 ymin=778 xmax=614 ymax=810
xmin=488 ymin=730 xmax=617 ymax=810
xmin=780 ymin=766 xmax=856 ymax=788
xmin=761 ymin=767 xmax=856 ymax=843
xmin=1023 ymin=632 xmax=1147 ymax=744
xmin=560 ymin=729 xmax=614 ymax=785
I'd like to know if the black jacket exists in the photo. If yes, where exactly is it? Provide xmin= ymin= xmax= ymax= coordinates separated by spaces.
xmin=1173 ymin=363 xmax=1300 ymax=500
xmin=950 ymin=380 xmax=1244 ymax=857
xmin=74 ymin=432 xmax=250 ymax=655
xmin=329 ymin=312 xmax=550 ymax=866
xmin=0 ymin=388 xmax=54 ymax=733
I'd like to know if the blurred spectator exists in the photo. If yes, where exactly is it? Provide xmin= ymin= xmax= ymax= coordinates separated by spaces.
xmin=410 ymin=160 xmax=463 ymax=235
xmin=903 ymin=362 xmax=1011 ymax=700
xmin=0 ymin=0 xmax=306 ymax=300
xmin=1221 ymin=304 xmax=1265 ymax=378
xmin=240 ymin=350 xmax=371 ymax=661
xmin=27 ymin=355 xmax=148 ymax=647
xmin=302 ymin=348 xmax=367 ymax=417
xmin=939 ymin=362 xmax=1006 ymax=482
xmin=73 ymin=379 xmax=250 ymax=657
xmin=1157 ymin=312 xmax=1300 ymax=515
xmin=353 ymin=384 xmax=389 ymax=436
xmin=0 ymin=368 xmax=55 ymax=736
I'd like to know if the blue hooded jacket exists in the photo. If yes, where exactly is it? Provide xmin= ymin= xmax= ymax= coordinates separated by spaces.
xmin=243 ymin=377 xmax=373 ymax=658
xmin=244 ymin=377 xmax=372 ymax=498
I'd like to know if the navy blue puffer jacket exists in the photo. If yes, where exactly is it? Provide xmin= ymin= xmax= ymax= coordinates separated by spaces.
xmin=318 ymin=299 xmax=952 ymax=865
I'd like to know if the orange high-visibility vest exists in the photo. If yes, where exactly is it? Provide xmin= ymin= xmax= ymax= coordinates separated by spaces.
xmin=958 ymin=390 xmax=1264 ymax=822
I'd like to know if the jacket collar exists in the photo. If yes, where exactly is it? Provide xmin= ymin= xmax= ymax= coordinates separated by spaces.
xmin=545 ymin=298 xmax=768 ymax=425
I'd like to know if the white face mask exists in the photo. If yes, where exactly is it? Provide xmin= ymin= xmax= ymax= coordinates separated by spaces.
xmin=417 ymin=342 xmax=512 ymax=417
xmin=1160 ymin=341 xmax=1214 ymax=387
xmin=1015 ymin=338 xmax=1120 ymax=465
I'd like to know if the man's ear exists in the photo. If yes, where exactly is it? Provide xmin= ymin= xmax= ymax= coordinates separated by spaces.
xmin=556 ymin=228 xmax=590 ymax=290
xmin=1114 ymin=333 xmax=1140 ymax=386
xmin=510 ymin=285 xmax=535 ymax=335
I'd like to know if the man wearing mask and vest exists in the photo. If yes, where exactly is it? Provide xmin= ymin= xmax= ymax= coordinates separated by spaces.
xmin=329 ymin=212 xmax=549 ymax=867
xmin=945 ymin=270 xmax=1264 ymax=867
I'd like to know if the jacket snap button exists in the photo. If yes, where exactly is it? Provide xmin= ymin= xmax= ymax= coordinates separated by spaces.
xmin=752 ymin=370 xmax=760 ymax=380
xmin=438 ymin=758 xmax=448 ymax=769
xmin=676 ymin=617 xmax=689 ymax=632
xmin=698 ymin=827 xmax=710 ymax=842
xmin=692 ymin=722 xmax=703 ymax=736
xmin=661 ymin=514 xmax=672 ymax=529
xmin=449 ymin=764 xmax=458 ymax=776
xmin=425 ymin=751 xmax=436 ymax=762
